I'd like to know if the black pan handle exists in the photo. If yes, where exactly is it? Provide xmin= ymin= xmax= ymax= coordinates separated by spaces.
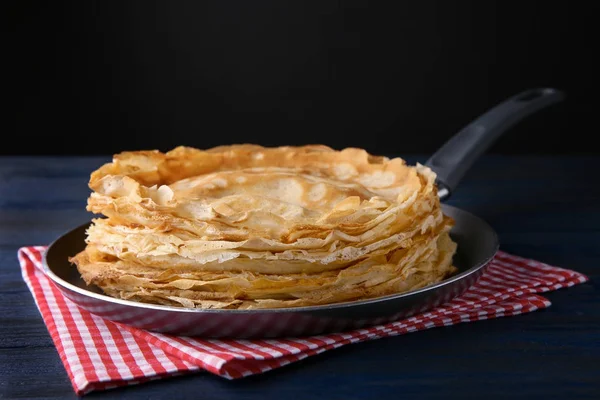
xmin=425 ymin=88 xmax=565 ymax=200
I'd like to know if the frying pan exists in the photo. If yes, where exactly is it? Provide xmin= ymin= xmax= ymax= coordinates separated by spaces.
xmin=43 ymin=88 xmax=564 ymax=338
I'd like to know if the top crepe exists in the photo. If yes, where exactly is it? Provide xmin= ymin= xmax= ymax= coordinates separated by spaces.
xmin=70 ymin=145 xmax=457 ymax=309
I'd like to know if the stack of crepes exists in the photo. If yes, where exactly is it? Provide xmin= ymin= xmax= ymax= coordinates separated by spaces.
xmin=70 ymin=145 xmax=458 ymax=309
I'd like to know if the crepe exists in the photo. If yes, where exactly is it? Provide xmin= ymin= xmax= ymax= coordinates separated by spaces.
xmin=70 ymin=145 xmax=458 ymax=309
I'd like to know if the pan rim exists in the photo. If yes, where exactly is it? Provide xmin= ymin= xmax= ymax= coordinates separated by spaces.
xmin=42 ymin=204 xmax=499 ymax=315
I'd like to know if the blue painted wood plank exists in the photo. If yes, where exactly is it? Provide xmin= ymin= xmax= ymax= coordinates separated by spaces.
xmin=1 ymin=155 xmax=598 ymax=399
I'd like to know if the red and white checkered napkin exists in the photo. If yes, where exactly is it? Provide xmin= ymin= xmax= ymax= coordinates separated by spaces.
xmin=19 ymin=246 xmax=588 ymax=396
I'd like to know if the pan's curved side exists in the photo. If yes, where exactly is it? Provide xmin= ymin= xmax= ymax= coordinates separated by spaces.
xmin=42 ymin=205 xmax=498 ymax=338
xmin=288 ymin=205 xmax=499 ymax=333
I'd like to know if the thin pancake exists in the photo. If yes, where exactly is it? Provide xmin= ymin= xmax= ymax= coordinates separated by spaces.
xmin=70 ymin=145 xmax=458 ymax=309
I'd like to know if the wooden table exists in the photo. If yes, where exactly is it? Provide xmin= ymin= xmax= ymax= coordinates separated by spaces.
xmin=1 ymin=155 xmax=598 ymax=399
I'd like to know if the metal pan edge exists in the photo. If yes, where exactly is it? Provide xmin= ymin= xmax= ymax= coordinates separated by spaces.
xmin=41 ymin=204 xmax=499 ymax=337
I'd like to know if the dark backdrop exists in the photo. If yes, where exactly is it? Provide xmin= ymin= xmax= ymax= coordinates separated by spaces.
xmin=7 ymin=1 xmax=598 ymax=155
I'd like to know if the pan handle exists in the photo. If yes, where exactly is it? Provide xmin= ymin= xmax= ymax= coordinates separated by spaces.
xmin=425 ymin=88 xmax=565 ymax=200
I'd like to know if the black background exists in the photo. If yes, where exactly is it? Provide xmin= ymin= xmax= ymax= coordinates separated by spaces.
xmin=7 ymin=1 xmax=598 ymax=155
